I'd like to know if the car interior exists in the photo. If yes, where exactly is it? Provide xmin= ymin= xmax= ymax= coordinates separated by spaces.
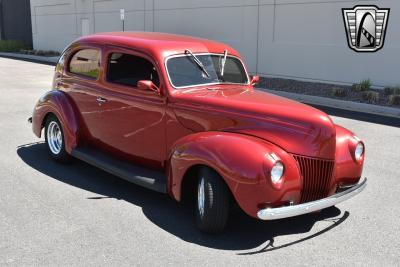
xmin=107 ymin=53 xmax=160 ymax=88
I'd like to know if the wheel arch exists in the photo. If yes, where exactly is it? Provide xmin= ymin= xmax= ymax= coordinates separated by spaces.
xmin=32 ymin=90 xmax=81 ymax=153
xmin=168 ymin=132 xmax=270 ymax=202
xmin=180 ymin=164 xmax=202 ymax=203
xmin=42 ymin=112 xmax=55 ymax=128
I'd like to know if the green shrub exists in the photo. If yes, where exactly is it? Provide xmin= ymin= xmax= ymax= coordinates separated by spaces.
xmin=361 ymin=90 xmax=379 ymax=103
xmin=332 ymin=88 xmax=347 ymax=97
xmin=388 ymin=95 xmax=400 ymax=106
xmin=0 ymin=40 xmax=28 ymax=52
xmin=352 ymin=79 xmax=371 ymax=92
xmin=361 ymin=79 xmax=371 ymax=91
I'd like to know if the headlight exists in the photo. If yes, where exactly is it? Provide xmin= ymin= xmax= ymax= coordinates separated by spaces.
xmin=271 ymin=162 xmax=284 ymax=184
xmin=355 ymin=142 xmax=364 ymax=160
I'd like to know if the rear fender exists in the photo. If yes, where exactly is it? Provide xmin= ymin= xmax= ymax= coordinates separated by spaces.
xmin=32 ymin=90 xmax=79 ymax=153
xmin=168 ymin=131 xmax=301 ymax=218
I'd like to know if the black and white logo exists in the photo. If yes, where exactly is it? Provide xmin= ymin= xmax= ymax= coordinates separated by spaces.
xmin=342 ymin=5 xmax=390 ymax=52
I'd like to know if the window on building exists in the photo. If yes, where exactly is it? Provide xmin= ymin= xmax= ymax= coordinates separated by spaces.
xmin=106 ymin=53 xmax=160 ymax=88
xmin=69 ymin=49 xmax=100 ymax=79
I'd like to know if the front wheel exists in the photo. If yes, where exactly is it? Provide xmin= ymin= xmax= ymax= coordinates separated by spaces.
xmin=44 ymin=114 xmax=71 ymax=162
xmin=196 ymin=168 xmax=230 ymax=233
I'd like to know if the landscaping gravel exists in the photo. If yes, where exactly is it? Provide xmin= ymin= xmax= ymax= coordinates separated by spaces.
xmin=258 ymin=77 xmax=400 ymax=109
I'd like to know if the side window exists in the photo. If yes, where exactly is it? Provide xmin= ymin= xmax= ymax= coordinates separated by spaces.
xmin=107 ymin=53 xmax=160 ymax=88
xmin=69 ymin=49 xmax=100 ymax=79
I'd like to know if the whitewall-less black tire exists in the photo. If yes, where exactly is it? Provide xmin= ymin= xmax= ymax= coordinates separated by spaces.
xmin=195 ymin=167 xmax=230 ymax=233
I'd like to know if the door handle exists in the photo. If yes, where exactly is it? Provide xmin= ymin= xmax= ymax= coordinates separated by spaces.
xmin=96 ymin=97 xmax=107 ymax=105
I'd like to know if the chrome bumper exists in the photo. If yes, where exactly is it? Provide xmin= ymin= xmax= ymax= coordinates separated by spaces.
xmin=257 ymin=178 xmax=367 ymax=220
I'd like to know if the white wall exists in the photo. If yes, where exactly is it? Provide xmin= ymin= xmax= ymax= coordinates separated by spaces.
xmin=30 ymin=0 xmax=400 ymax=87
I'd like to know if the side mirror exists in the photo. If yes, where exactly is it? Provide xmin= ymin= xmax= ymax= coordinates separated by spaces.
xmin=137 ymin=80 xmax=160 ymax=95
xmin=249 ymin=75 xmax=260 ymax=86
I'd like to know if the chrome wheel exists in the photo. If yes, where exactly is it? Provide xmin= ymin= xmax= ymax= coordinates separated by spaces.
xmin=198 ymin=177 xmax=205 ymax=218
xmin=47 ymin=121 xmax=62 ymax=155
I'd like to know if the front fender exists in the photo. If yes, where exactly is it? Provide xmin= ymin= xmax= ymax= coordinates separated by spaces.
xmin=32 ymin=90 xmax=80 ymax=153
xmin=169 ymin=131 xmax=302 ymax=218
xmin=334 ymin=125 xmax=364 ymax=187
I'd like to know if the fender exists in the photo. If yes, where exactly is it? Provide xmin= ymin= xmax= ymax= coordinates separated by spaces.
xmin=333 ymin=125 xmax=364 ymax=188
xmin=169 ymin=131 xmax=302 ymax=218
xmin=32 ymin=90 xmax=80 ymax=153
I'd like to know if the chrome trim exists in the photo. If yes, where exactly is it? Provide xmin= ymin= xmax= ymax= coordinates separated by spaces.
xmin=338 ymin=183 xmax=358 ymax=190
xmin=257 ymin=178 xmax=367 ymax=220
xmin=96 ymin=96 xmax=107 ymax=103
xmin=164 ymin=53 xmax=250 ymax=89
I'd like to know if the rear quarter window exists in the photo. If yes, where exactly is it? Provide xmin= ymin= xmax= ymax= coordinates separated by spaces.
xmin=69 ymin=49 xmax=100 ymax=79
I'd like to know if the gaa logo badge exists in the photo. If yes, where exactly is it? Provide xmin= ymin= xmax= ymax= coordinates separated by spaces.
xmin=342 ymin=5 xmax=390 ymax=52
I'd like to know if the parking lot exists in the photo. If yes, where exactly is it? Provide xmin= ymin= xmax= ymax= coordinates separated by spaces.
xmin=0 ymin=57 xmax=399 ymax=266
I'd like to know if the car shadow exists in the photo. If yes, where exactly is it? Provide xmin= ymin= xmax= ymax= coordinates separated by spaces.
xmin=17 ymin=142 xmax=349 ymax=253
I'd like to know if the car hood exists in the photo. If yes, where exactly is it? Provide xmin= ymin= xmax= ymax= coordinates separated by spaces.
xmin=170 ymin=87 xmax=336 ymax=159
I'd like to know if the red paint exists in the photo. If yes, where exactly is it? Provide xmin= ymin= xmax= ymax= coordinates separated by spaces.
xmin=32 ymin=32 xmax=365 ymax=219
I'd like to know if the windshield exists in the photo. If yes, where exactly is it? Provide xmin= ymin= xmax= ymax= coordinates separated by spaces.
xmin=166 ymin=54 xmax=249 ymax=88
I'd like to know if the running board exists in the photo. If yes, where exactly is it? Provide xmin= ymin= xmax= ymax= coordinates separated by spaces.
xmin=71 ymin=147 xmax=167 ymax=193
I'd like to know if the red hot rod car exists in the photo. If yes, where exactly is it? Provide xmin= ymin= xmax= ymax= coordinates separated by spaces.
xmin=30 ymin=32 xmax=366 ymax=233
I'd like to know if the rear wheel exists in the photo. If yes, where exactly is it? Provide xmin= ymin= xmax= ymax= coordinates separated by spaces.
xmin=44 ymin=114 xmax=70 ymax=162
xmin=195 ymin=168 xmax=230 ymax=233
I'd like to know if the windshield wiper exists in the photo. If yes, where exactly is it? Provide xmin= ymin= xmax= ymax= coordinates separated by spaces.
xmin=220 ymin=49 xmax=228 ymax=77
xmin=184 ymin=49 xmax=210 ymax=78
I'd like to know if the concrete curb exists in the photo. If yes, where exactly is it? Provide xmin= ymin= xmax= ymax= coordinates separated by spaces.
xmin=0 ymin=52 xmax=59 ymax=65
xmin=259 ymin=88 xmax=400 ymax=119
xmin=0 ymin=53 xmax=398 ymax=119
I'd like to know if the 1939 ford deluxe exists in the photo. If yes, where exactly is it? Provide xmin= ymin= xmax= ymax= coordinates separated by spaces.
xmin=30 ymin=32 xmax=366 ymax=233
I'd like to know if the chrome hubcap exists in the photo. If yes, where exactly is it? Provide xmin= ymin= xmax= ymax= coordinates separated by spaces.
xmin=198 ymin=177 xmax=205 ymax=217
xmin=47 ymin=121 xmax=62 ymax=155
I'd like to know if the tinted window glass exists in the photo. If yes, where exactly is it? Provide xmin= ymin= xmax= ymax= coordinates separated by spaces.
xmin=69 ymin=49 xmax=100 ymax=79
xmin=166 ymin=54 xmax=248 ymax=88
xmin=107 ymin=53 xmax=160 ymax=88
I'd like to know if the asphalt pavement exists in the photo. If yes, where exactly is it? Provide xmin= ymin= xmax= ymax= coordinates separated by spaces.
xmin=0 ymin=57 xmax=399 ymax=266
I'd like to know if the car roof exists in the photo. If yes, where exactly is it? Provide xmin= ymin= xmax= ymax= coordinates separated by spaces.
xmin=76 ymin=32 xmax=241 ymax=59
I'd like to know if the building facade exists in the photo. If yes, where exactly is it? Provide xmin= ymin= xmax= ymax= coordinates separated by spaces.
xmin=30 ymin=0 xmax=399 ymax=87
xmin=0 ymin=0 xmax=32 ymax=46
